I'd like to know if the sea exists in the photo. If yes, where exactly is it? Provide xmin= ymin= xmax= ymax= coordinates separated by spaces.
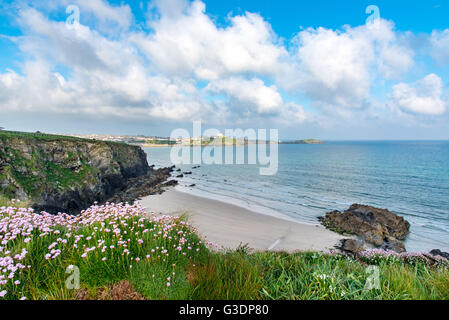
xmin=143 ymin=141 xmax=449 ymax=252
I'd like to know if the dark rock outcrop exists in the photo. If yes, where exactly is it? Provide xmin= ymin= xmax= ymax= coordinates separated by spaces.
xmin=0 ymin=132 xmax=175 ymax=214
xmin=430 ymin=249 xmax=449 ymax=260
xmin=320 ymin=204 xmax=410 ymax=253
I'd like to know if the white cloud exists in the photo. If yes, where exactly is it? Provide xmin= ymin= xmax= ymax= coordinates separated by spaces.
xmin=283 ymin=20 xmax=414 ymax=109
xmin=132 ymin=0 xmax=287 ymax=80
xmin=390 ymin=74 xmax=446 ymax=115
xmin=0 ymin=0 xmax=446 ymax=133
xmin=0 ymin=6 xmax=216 ymax=122
xmin=206 ymin=78 xmax=283 ymax=114
xmin=59 ymin=0 xmax=133 ymax=32
xmin=430 ymin=29 xmax=449 ymax=64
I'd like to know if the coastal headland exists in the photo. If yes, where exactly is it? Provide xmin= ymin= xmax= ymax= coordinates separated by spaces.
xmin=0 ymin=130 xmax=176 ymax=213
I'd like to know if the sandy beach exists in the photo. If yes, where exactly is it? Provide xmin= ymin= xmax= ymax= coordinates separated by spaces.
xmin=139 ymin=188 xmax=346 ymax=252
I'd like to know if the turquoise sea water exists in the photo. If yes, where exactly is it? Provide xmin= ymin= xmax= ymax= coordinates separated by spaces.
xmin=143 ymin=141 xmax=449 ymax=252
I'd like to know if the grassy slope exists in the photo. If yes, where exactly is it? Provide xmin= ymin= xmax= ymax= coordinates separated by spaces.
xmin=1 ymin=203 xmax=448 ymax=300
xmin=0 ymin=196 xmax=29 ymax=208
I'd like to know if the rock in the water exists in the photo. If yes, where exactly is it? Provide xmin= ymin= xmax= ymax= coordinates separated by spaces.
xmin=183 ymin=171 xmax=192 ymax=175
xmin=430 ymin=249 xmax=449 ymax=260
xmin=320 ymin=204 xmax=410 ymax=253
xmin=339 ymin=239 xmax=364 ymax=253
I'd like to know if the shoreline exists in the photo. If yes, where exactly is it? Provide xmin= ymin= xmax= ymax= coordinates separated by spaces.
xmin=139 ymin=188 xmax=347 ymax=252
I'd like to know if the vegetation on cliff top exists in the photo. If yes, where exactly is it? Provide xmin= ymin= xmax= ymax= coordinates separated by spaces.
xmin=0 ymin=130 xmax=126 ymax=145
xmin=0 ymin=202 xmax=448 ymax=300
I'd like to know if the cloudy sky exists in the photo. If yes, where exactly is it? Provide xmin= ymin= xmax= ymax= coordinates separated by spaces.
xmin=1 ymin=0 xmax=449 ymax=139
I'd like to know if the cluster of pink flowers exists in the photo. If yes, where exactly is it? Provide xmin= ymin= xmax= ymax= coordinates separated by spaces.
xmin=0 ymin=201 xmax=209 ymax=300
xmin=358 ymin=248 xmax=449 ymax=266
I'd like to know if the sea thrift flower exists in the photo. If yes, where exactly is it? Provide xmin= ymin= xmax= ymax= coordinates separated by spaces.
xmin=0 ymin=202 xmax=209 ymax=300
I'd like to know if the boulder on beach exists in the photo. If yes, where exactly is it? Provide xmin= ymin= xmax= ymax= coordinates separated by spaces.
xmin=320 ymin=204 xmax=410 ymax=253
xmin=339 ymin=239 xmax=364 ymax=253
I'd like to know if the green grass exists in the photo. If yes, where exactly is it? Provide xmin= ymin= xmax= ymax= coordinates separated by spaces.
xmin=253 ymin=251 xmax=449 ymax=300
xmin=0 ymin=203 xmax=448 ymax=300
xmin=0 ymin=130 xmax=90 ymax=142
xmin=0 ymin=196 xmax=30 ymax=208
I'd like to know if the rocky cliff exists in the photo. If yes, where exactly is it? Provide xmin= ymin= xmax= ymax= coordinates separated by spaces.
xmin=0 ymin=131 xmax=174 ymax=213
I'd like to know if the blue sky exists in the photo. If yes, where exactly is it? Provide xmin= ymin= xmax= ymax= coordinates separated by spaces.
xmin=1 ymin=0 xmax=449 ymax=139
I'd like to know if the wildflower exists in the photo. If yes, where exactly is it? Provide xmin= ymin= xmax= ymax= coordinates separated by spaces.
xmin=0 ymin=290 xmax=6 ymax=297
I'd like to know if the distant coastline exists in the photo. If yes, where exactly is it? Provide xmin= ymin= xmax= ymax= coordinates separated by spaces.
xmin=278 ymin=139 xmax=324 ymax=145
xmin=61 ymin=133 xmax=324 ymax=147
